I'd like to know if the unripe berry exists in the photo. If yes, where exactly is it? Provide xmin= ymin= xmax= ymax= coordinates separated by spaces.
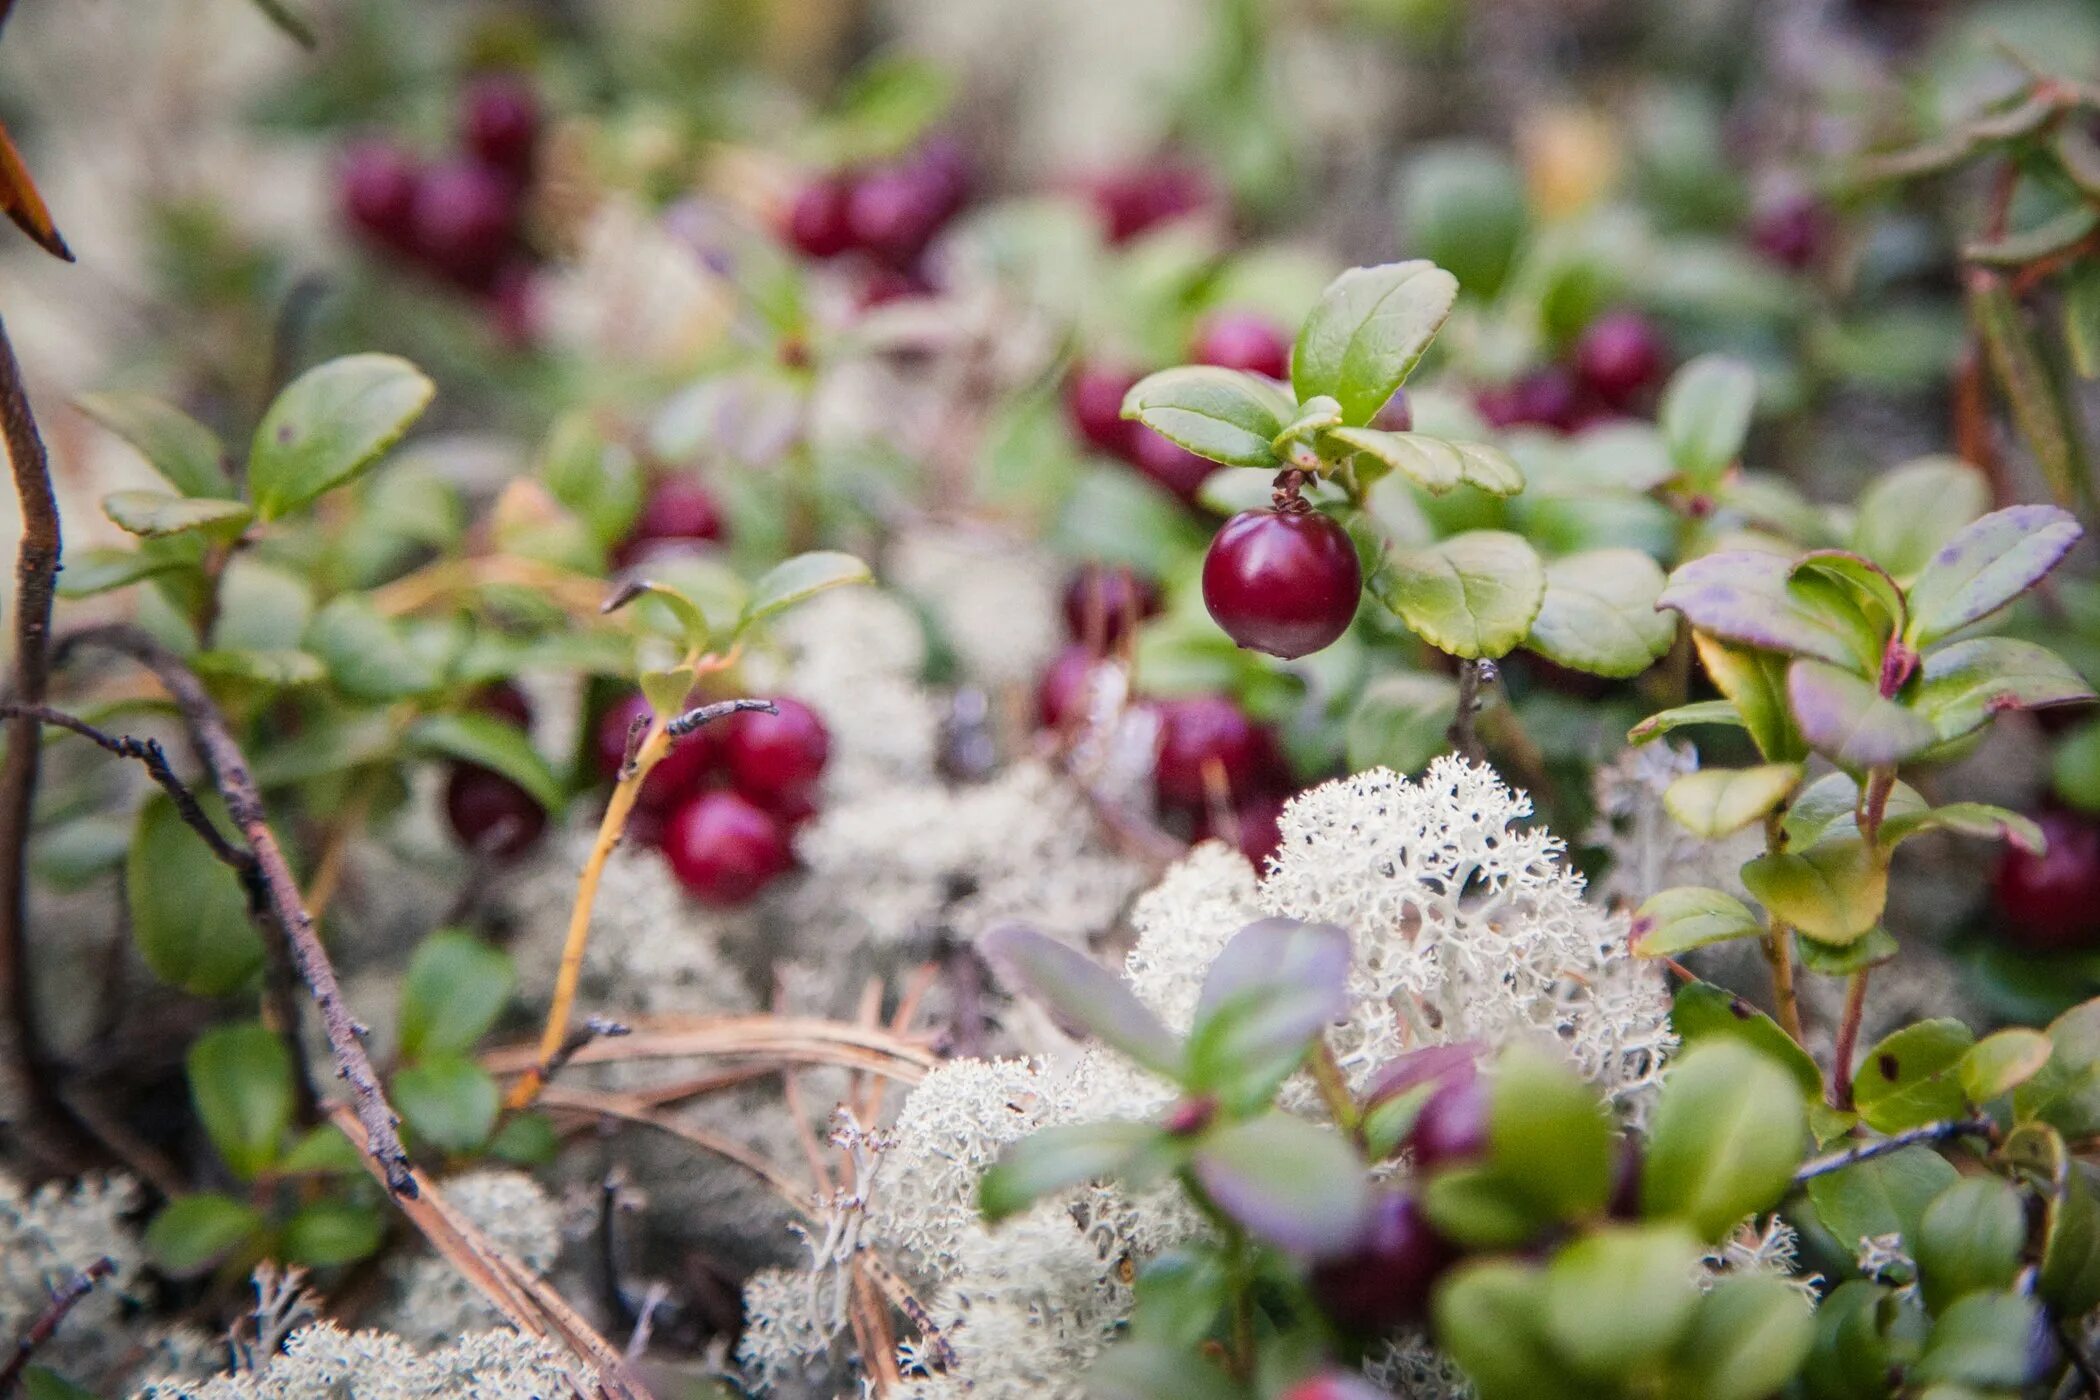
xmin=1191 ymin=309 xmax=1291 ymax=380
xmin=661 ymin=791 xmax=791 ymax=904
xmin=444 ymin=764 xmax=546 ymax=858
xmin=1037 ymin=646 xmax=1102 ymax=730
xmin=1201 ymin=508 xmax=1361 ymax=659
xmin=1153 ymin=695 xmax=1281 ymax=809
xmin=1308 ymin=1191 xmax=1453 ymax=1335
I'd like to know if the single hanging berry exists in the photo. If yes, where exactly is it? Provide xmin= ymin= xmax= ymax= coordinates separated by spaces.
xmin=1202 ymin=505 xmax=1361 ymax=659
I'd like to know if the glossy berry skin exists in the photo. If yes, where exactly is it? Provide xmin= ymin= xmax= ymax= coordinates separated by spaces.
xmin=1993 ymin=810 xmax=2100 ymax=952
xmin=1309 ymin=1191 xmax=1452 ymax=1334
xmin=661 ymin=791 xmax=791 ymax=905
xmin=339 ymin=140 xmax=422 ymax=252
xmin=1192 ymin=309 xmax=1291 ymax=380
xmin=1153 ymin=695 xmax=1280 ymax=809
xmin=1127 ymin=425 xmax=1215 ymax=503
xmin=411 ymin=160 xmax=518 ymax=289
xmin=1202 ymin=508 xmax=1362 ymax=659
xmin=721 ymin=697 xmax=829 ymax=811
xmin=1574 ymin=310 xmax=1665 ymax=408
xmin=594 ymin=692 xmax=720 ymax=814
xmin=784 ymin=178 xmax=855 ymax=260
xmin=1064 ymin=362 xmax=1140 ymax=456
xmin=444 ymin=764 xmax=546 ymax=858
xmin=1750 ymin=191 xmax=1833 ymax=271
xmin=459 ymin=73 xmax=540 ymax=182
xmin=615 ymin=478 xmax=727 ymax=567
xmin=1061 ymin=564 xmax=1162 ymax=647
xmin=1407 ymin=1074 xmax=1490 ymax=1169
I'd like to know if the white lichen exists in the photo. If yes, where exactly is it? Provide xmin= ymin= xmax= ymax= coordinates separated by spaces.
xmin=141 ymin=1322 xmax=589 ymax=1400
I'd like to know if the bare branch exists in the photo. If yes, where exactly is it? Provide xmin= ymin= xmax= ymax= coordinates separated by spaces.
xmin=0 ymin=1255 xmax=115 ymax=1398
xmin=1794 ymin=1117 xmax=1995 ymax=1184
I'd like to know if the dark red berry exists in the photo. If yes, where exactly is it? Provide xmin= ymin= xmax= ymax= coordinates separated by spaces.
xmin=1750 ymin=191 xmax=1832 ymax=271
xmin=1574 ymin=310 xmax=1665 ymax=408
xmin=1197 ymin=789 xmax=1287 ymax=865
xmin=1192 ymin=309 xmax=1291 ymax=380
xmin=1202 ymin=508 xmax=1361 ymax=659
xmin=1086 ymin=164 xmax=1212 ymax=244
xmin=411 ymin=159 xmax=519 ymax=289
xmin=615 ymin=478 xmax=727 ymax=567
xmin=1407 ymin=1074 xmax=1490 ymax=1169
xmin=459 ymin=73 xmax=540 ymax=182
xmin=784 ymin=177 xmax=855 ymax=259
xmin=1309 ymin=1191 xmax=1453 ymax=1334
xmin=722 ymin=698 xmax=829 ymax=810
xmin=486 ymin=261 xmax=539 ymax=349
xmin=844 ymin=139 xmax=970 ymax=268
xmin=1153 ymin=695 xmax=1281 ymax=809
xmin=1061 ymin=564 xmax=1162 ymax=648
xmin=1127 ymin=424 xmax=1215 ymax=503
xmin=857 ymin=263 xmax=931 ymax=308
xmin=339 ymin=140 xmax=422 ymax=252
xmin=1993 ymin=810 xmax=2100 ymax=952
xmin=661 ymin=790 xmax=791 ymax=904
xmin=1475 ymin=368 xmax=1581 ymax=432
xmin=1037 ymin=646 xmax=1102 ymax=730
xmin=444 ymin=764 xmax=546 ymax=858
xmin=1278 ymin=1373 xmax=1394 ymax=1400
xmin=474 ymin=681 xmax=533 ymax=729
xmin=1064 ymin=362 xmax=1140 ymax=456
xmin=1370 ymin=388 xmax=1413 ymax=433
xmin=595 ymin=693 xmax=719 ymax=815
xmin=1608 ymin=1137 xmax=1644 ymax=1219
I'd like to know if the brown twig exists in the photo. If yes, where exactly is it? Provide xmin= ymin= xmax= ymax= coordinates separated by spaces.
xmin=1830 ymin=968 xmax=1872 ymax=1111
xmin=540 ymin=1016 xmax=631 ymax=1084
xmin=1447 ymin=658 xmax=1493 ymax=762
xmin=480 ymin=1014 xmax=936 ymax=1083
xmin=1794 ymin=1116 xmax=1994 ymax=1183
xmin=0 ymin=1255 xmax=115 ymax=1398
xmin=62 ymin=626 xmax=414 ymax=1194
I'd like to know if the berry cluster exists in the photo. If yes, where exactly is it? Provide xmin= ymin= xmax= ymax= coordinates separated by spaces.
xmin=442 ymin=681 xmax=549 ymax=860
xmin=781 ymin=137 xmax=973 ymax=300
xmin=1473 ymin=307 xmax=1667 ymax=433
xmin=595 ymin=693 xmax=830 ymax=905
xmin=1063 ymin=309 xmax=1295 ymax=504
xmin=337 ymin=73 xmax=543 ymax=338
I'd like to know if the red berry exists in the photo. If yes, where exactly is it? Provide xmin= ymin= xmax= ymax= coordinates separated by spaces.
xmin=844 ymin=139 xmax=970 ymax=267
xmin=1279 ymin=1376 xmax=1393 ymax=1400
xmin=1202 ymin=508 xmax=1361 ymax=659
xmin=1153 ymin=695 xmax=1281 ymax=809
xmin=1086 ymin=164 xmax=1212 ymax=244
xmin=1064 ymin=362 xmax=1140 ymax=457
xmin=1191 ymin=309 xmax=1291 ymax=380
xmin=615 ymin=478 xmax=727 ymax=568
xmin=1127 ymin=425 xmax=1215 ymax=503
xmin=857 ymin=263 xmax=931 ymax=308
xmin=595 ymin=693 xmax=719 ymax=815
xmin=444 ymin=764 xmax=546 ymax=858
xmin=1574 ymin=310 xmax=1665 ymax=408
xmin=1308 ymin=1191 xmax=1453 ymax=1334
xmin=1061 ymin=564 xmax=1162 ymax=648
xmin=722 ymin=697 xmax=829 ymax=810
xmin=1407 ymin=1074 xmax=1490 ymax=1168
xmin=1993 ymin=810 xmax=2100 ymax=952
xmin=459 ymin=73 xmax=540 ymax=182
xmin=1037 ymin=645 xmax=1101 ymax=730
xmin=784 ymin=177 xmax=855 ymax=259
xmin=1197 ymin=789 xmax=1287 ymax=865
xmin=661 ymin=791 xmax=791 ymax=904
xmin=1370 ymin=388 xmax=1413 ymax=433
xmin=1750 ymin=191 xmax=1832 ymax=271
xmin=411 ymin=159 xmax=519 ymax=289
xmin=339 ymin=140 xmax=422 ymax=252
xmin=474 ymin=681 xmax=533 ymax=729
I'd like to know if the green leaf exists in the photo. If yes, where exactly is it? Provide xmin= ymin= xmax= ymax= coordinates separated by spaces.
xmin=2015 ymin=999 xmax=2100 ymax=1139
xmin=1806 ymin=1146 xmax=1958 ymax=1258
xmin=1434 ymin=1261 xmax=1592 ymax=1400
xmin=1914 ymin=1176 xmax=2025 ymax=1311
xmin=1128 ymin=1250 xmax=1232 ymax=1349
xmin=1661 ymin=551 xmax=1870 ymax=670
xmin=1972 ymin=275 xmax=2082 ymax=510
xmin=1345 ymin=672 xmax=1458 ymax=775
xmin=101 ymin=491 xmax=250 ymax=540
xmin=305 ymin=595 xmax=442 ymax=702
xmin=1275 ymin=395 xmax=1345 ymax=445
xmin=1796 ymin=925 xmax=1900 ymax=978
xmin=24 ymin=1366 xmax=102 ymax=1400
xmin=1791 ymin=550 xmax=1906 ymax=645
xmin=282 ymin=1199 xmax=385 ymax=1268
xmin=1323 ymin=428 xmax=1522 ymax=497
xmin=1801 ymin=1280 xmax=1922 ymax=1400
xmin=187 ymin=1021 xmax=292 ymax=1180
xmin=1542 ymin=1222 xmax=1705 ymax=1380
xmin=1879 ymin=802 xmax=2045 ymax=856
xmin=979 ymin=925 xmax=1182 ymax=1078
xmin=2067 ymin=261 xmax=2100 ymax=379
xmin=145 ymin=1194 xmax=263 ymax=1275
xmin=1852 ymin=457 xmax=1992 ymax=582
xmin=1905 ymin=504 xmax=2083 ymax=647
xmin=1190 ymin=1112 xmax=1373 ymax=1257
xmin=1782 ymin=772 xmax=1928 ymax=848
xmin=1632 ymin=886 xmax=1765 ymax=957
xmin=1119 ymin=366 xmax=1291 ymax=468
xmin=1662 ymin=763 xmax=1802 ymax=839
xmin=279 ymin=1123 xmax=363 ymax=1175
xmin=980 ymin=1121 xmax=1165 ymax=1222
xmin=1669 ymin=980 xmax=1822 ymax=1099
xmin=1786 ymin=660 xmax=1938 ymax=770
xmin=1184 ymin=918 xmax=1350 ymax=1114
xmin=1292 ymin=260 xmax=1460 ymax=425
xmin=2039 ymin=1149 xmax=2100 ymax=1316
xmin=1378 ymin=530 xmax=1545 ymax=660
xmin=1524 ymin=548 xmax=1674 ymax=679
xmin=56 ymin=545 xmax=191 ymax=599
xmin=1671 ymin=1275 xmax=1816 ymax=1400
xmin=190 ymin=648 xmax=325 ymax=690
xmin=1642 ymin=1041 xmax=1807 ymax=1240
xmin=1691 ymin=633 xmax=1806 ymax=763
xmin=1913 ymin=636 xmax=2095 ymax=742
xmin=392 ymin=1053 xmax=500 ymax=1154
xmin=75 ymin=390 xmax=233 ymax=497
xmin=248 ymin=353 xmax=434 ymax=521
xmin=1912 ymin=1291 xmax=2039 ymax=1390
xmin=740 ymin=550 xmax=872 ymax=630
xmin=1959 ymin=1028 xmax=2052 ymax=1103
xmin=1659 ymin=354 xmax=1757 ymax=488
xmin=1628 ymin=699 xmax=1746 ymax=745
xmin=398 ymin=929 xmax=514 ymax=1062
xmin=127 ymin=794 xmax=263 ymax=997
xmin=1741 ymin=838 xmax=1887 ymax=945
xmin=1086 ymin=1339 xmax=1243 ymax=1400
xmin=488 ymin=1111 xmax=559 ymax=1166
xmin=1486 ymin=1045 xmax=1614 ymax=1223
xmin=1852 ymin=1020 xmax=1976 ymax=1133
xmin=405 ymin=713 xmax=561 ymax=813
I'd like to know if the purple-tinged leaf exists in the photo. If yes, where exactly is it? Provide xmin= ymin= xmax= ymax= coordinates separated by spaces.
xmin=980 ymin=925 xmax=1182 ymax=1077
xmin=1186 ymin=918 xmax=1351 ymax=1112
xmin=1904 ymin=505 xmax=2083 ymax=647
xmin=1631 ymin=887 xmax=1764 ymax=957
xmin=1365 ymin=1041 xmax=1483 ymax=1108
xmin=1913 ymin=637 xmax=2096 ymax=742
xmin=1660 ymin=551 xmax=1864 ymax=669
xmin=1193 ymin=917 xmax=1351 ymax=1028
xmin=1791 ymin=550 xmax=1905 ymax=645
xmin=979 ymin=1121 xmax=1167 ymax=1222
xmin=1190 ymin=1112 xmax=1373 ymax=1258
xmin=1786 ymin=659 xmax=1938 ymax=770
xmin=1691 ymin=634 xmax=1805 ymax=763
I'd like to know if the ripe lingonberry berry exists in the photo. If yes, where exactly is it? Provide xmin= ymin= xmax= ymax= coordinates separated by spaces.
xmin=595 ymin=693 xmax=719 ymax=815
xmin=1061 ymin=564 xmax=1162 ymax=648
xmin=721 ymin=698 xmax=829 ymax=812
xmin=1153 ymin=695 xmax=1281 ymax=809
xmin=444 ymin=764 xmax=546 ymax=858
xmin=459 ymin=73 xmax=540 ymax=183
xmin=661 ymin=790 xmax=791 ymax=904
xmin=1037 ymin=645 xmax=1103 ymax=730
xmin=339 ymin=140 xmax=422 ymax=253
xmin=1086 ymin=164 xmax=1212 ymax=244
xmin=1191 ymin=309 xmax=1291 ymax=381
xmin=1309 ymin=1191 xmax=1453 ymax=1334
xmin=1574 ymin=310 xmax=1665 ymax=408
xmin=1064 ymin=362 xmax=1140 ymax=457
xmin=411 ymin=160 xmax=518 ymax=289
xmin=784 ymin=177 xmax=856 ymax=260
xmin=1127 ymin=425 xmax=1215 ymax=503
xmin=1198 ymin=789 xmax=1286 ymax=865
xmin=845 ymin=139 xmax=970 ymax=267
xmin=614 ymin=478 xmax=727 ymax=567
xmin=1750 ymin=191 xmax=1833 ymax=270
xmin=1202 ymin=507 xmax=1361 ymax=659
xmin=1407 ymin=1073 xmax=1490 ymax=1168
xmin=1993 ymin=810 xmax=2100 ymax=952
xmin=474 ymin=681 xmax=533 ymax=730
